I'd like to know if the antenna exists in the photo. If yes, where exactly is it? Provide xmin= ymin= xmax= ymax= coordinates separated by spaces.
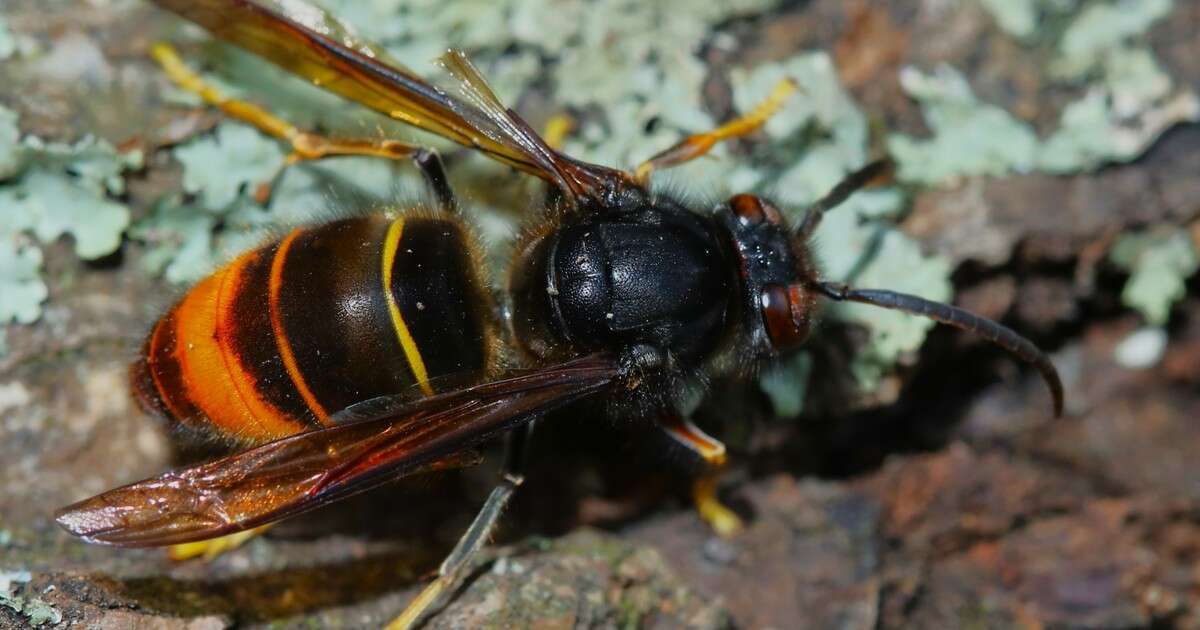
xmin=814 ymin=281 xmax=1064 ymax=417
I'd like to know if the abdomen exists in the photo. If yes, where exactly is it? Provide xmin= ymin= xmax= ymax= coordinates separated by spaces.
xmin=132 ymin=212 xmax=497 ymax=444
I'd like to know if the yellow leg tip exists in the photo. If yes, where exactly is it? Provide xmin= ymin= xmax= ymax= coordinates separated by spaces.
xmin=386 ymin=577 xmax=448 ymax=630
xmin=149 ymin=42 xmax=176 ymax=63
xmin=633 ymin=161 xmax=653 ymax=184
xmin=699 ymin=499 xmax=745 ymax=538
xmin=693 ymin=476 xmax=744 ymax=538
xmin=167 ymin=525 xmax=271 ymax=562
xmin=542 ymin=113 xmax=574 ymax=151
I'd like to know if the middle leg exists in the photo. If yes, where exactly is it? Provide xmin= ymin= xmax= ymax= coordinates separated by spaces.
xmin=386 ymin=421 xmax=536 ymax=630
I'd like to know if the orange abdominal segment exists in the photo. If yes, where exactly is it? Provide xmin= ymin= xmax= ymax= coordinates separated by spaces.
xmin=171 ymin=251 xmax=307 ymax=441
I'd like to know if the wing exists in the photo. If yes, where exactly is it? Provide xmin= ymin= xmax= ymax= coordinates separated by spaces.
xmin=149 ymin=0 xmax=631 ymax=204
xmin=56 ymin=355 xmax=619 ymax=547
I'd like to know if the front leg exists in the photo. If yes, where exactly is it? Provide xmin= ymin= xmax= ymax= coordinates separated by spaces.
xmin=659 ymin=414 xmax=744 ymax=537
xmin=633 ymin=78 xmax=797 ymax=185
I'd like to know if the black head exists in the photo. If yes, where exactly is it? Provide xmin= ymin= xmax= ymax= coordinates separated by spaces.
xmin=716 ymin=193 xmax=820 ymax=358
xmin=715 ymin=160 xmax=1063 ymax=416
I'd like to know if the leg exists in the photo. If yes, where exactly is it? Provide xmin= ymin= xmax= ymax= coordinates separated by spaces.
xmin=794 ymin=159 xmax=891 ymax=240
xmin=542 ymin=113 xmax=575 ymax=151
xmin=167 ymin=523 xmax=273 ymax=561
xmin=151 ymin=43 xmax=456 ymax=213
xmin=659 ymin=414 xmax=743 ymax=537
xmin=410 ymin=148 xmax=457 ymax=214
xmin=633 ymin=78 xmax=797 ymax=185
xmin=387 ymin=422 xmax=535 ymax=630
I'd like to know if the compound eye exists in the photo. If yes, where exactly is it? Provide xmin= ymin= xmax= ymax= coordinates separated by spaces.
xmin=760 ymin=283 xmax=811 ymax=350
xmin=730 ymin=194 xmax=783 ymax=226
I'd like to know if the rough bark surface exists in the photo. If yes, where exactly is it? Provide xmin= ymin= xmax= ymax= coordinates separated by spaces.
xmin=2 ymin=1 xmax=1199 ymax=629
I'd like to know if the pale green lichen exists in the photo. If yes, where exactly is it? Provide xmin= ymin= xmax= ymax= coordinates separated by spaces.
xmin=1104 ymin=46 xmax=1172 ymax=114
xmin=1040 ymin=1 xmax=1197 ymax=173
xmin=977 ymin=0 xmax=1040 ymax=39
xmin=0 ymin=103 xmax=140 ymax=350
xmin=1038 ymin=88 xmax=1199 ymax=173
xmin=0 ymin=570 xmax=61 ymax=627
xmin=760 ymin=353 xmax=812 ymax=418
xmin=892 ymin=59 xmax=1197 ymax=183
xmin=836 ymin=231 xmax=953 ymax=387
xmin=0 ymin=10 xmax=39 ymax=60
xmin=982 ymin=0 xmax=1200 ymax=324
xmin=550 ymin=0 xmax=781 ymax=169
xmin=0 ymin=15 xmax=33 ymax=61
xmin=896 ymin=0 xmax=1194 ymax=184
xmin=0 ymin=105 xmax=139 ymax=259
xmin=0 ymin=17 xmax=13 ymax=61
xmin=979 ymin=0 xmax=1065 ymax=39
xmin=2 ymin=167 xmax=132 ymax=259
xmin=131 ymin=196 xmax=223 ymax=285
xmin=867 ymin=0 xmax=1199 ymax=389
xmin=975 ymin=0 xmax=1080 ymax=40
xmin=0 ymin=105 xmax=18 ymax=180
xmin=259 ymin=0 xmax=779 ymax=156
xmin=1039 ymin=47 xmax=1199 ymax=173
xmin=1052 ymin=0 xmax=1172 ymax=79
xmin=173 ymin=122 xmax=286 ymax=211
xmin=887 ymin=65 xmax=1039 ymax=186
xmin=1109 ymin=228 xmax=1199 ymax=326
xmin=0 ymin=241 xmax=47 ymax=330
xmin=808 ymin=168 xmax=952 ymax=390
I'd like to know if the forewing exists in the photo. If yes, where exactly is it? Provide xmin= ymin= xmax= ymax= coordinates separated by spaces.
xmin=56 ymin=356 xmax=618 ymax=546
xmin=148 ymin=0 xmax=627 ymax=199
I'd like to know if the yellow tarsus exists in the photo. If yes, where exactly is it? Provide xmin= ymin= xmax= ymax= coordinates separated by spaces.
xmin=708 ymin=77 xmax=798 ymax=142
xmin=634 ymin=77 xmax=798 ymax=184
xmin=386 ymin=578 xmax=449 ymax=630
xmin=151 ymin=43 xmax=300 ymax=143
xmin=167 ymin=524 xmax=273 ymax=562
xmin=693 ymin=475 xmax=744 ymax=538
xmin=542 ymin=113 xmax=575 ymax=151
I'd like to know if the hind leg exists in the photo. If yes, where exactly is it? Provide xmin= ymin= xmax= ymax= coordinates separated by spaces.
xmin=167 ymin=523 xmax=273 ymax=561
xmin=152 ymin=43 xmax=456 ymax=212
xmin=386 ymin=421 xmax=534 ymax=629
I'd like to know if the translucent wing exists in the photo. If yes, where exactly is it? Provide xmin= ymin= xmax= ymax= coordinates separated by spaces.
xmin=149 ymin=0 xmax=630 ymax=202
xmin=437 ymin=50 xmax=626 ymax=200
xmin=56 ymin=356 xmax=618 ymax=546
